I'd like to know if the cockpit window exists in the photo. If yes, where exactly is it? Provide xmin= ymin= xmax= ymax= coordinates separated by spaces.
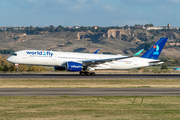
xmin=12 ymin=53 xmax=17 ymax=56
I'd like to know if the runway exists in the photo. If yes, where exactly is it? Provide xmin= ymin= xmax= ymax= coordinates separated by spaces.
xmin=0 ymin=88 xmax=180 ymax=96
xmin=0 ymin=73 xmax=180 ymax=79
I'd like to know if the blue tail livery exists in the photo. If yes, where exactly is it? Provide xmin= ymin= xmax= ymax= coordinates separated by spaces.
xmin=93 ymin=49 xmax=100 ymax=54
xmin=141 ymin=37 xmax=168 ymax=59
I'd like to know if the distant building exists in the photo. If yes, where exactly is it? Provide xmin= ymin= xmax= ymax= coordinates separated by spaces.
xmin=173 ymin=27 xmax=179 ymax=30
xmin=146 ymin=26 xmax=163 ymax=30
xmin=74 ymin=26 xmax=80 ymax=29
xmin=168 ymin=23 xmax=172 ymax=29
xmin=137 ymin=26 xmax=146 ymax=29
xmin=93 ymin=26 xmax=99 ymax=30
xmin=169 ymin=43 xmax=180 ymax=46
xmin=68 ymin=27 xmax=73 ymax=29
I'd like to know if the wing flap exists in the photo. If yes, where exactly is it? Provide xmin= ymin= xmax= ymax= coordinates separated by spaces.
xmin=82 ymin=56 xmax=132 ymax=66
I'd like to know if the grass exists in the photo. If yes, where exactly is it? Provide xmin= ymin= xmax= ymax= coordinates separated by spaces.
xmin=1 ymin=79 xmax=180 ymax=88
xmin=0 ymin=79 xmax=180 ymax=119
xmin=147 ymin=66 xmax=175 ymax=70
xmin=0 ymin=96 xmax=180 ymax=120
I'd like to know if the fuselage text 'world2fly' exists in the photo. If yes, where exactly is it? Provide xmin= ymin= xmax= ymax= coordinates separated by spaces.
xmin=26 ymin=51 xmax=53 ymax=57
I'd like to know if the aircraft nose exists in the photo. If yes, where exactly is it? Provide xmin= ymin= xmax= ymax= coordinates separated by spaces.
xmin=6 ymin=57 xmax=12 ymax=62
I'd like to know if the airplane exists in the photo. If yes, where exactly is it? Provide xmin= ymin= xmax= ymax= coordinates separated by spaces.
xmin=7 ymin=37 xmax=168 ymax=76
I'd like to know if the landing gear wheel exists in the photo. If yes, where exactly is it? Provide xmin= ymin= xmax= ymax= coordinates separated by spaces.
xmin=85 ymin=72 xmax=91 ymax=76
xmin=80 ymin=71 xmax=96 ymax=76
xmin=91 ymin=72 xmax=95 ymax=76
xmin=80 ymin=71 xmax=84 ymax=75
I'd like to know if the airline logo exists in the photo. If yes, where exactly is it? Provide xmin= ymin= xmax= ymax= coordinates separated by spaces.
xmin=26 ymin=51 xmax=53 ymax=57
xmin=71 ymin=65 xmax=82 ymax=68
xmin=153 ymin=45 xmax=159 ymax=55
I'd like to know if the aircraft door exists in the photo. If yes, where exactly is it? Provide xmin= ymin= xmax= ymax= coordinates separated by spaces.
xmin=134 ymin=59 xmax=137 ymax=65
xmin=53 ymin=54 xmax=57 ymax=60
xmin=23 ymin=52 xmax=27 ymax=59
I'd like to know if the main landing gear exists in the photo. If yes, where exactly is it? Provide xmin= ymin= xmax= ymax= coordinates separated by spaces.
xmin=79 ymin=71 xmax=95 ymax=76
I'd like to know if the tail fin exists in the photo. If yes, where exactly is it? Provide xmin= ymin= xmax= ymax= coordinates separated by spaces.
xmin=141 ymin=37 xmax=168 ymax=59
xmin=93 ymin=49 xmax=100 ymax=54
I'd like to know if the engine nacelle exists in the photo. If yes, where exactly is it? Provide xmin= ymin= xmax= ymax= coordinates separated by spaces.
xmin=66 ymin=62 xmax=82 ymax=72
xmin=54 ymin=66 xmax=66 ymax=71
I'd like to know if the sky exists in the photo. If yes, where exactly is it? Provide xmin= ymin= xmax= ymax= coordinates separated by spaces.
xmin=0 ymin=0 xmax=180 ymax=27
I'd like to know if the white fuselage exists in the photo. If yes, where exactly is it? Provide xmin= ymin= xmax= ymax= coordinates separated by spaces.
xmin=7 ymin=50 xmax=161 ymax=70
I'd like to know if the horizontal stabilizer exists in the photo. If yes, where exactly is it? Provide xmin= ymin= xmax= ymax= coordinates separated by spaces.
xmin=149 ymin=60 xmax=173 ymax=63
xmin=134 ymin=49 xmax=144 ymax=56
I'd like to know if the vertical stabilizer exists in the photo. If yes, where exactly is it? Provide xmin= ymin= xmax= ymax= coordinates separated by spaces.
xmin=141 ymin=37 xmax=168 ymax=59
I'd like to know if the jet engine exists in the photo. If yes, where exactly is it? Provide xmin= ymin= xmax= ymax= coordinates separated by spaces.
xmin=66 ymin=62 xmax=82 ymax=72
xmin=54 ymin=66 xmax=66 ymax=71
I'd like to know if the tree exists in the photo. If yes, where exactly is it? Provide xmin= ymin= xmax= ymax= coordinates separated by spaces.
xmin=144 ymin=42 xmax=155 ymax=50
xmin=0 ymin=65 xmax=2 ymax=71
xmin=89 ymin=27 xmax=95 ymax=32
xmin=28 ymin=65 xmax=38 ymax=72
xmin=29 ymin=26 xmax=34 ymax=31
xmin=144 ymin=23 xmax=154 ymax=27
xmin=161 ymin=64 xmax=168 ymax=69
xmin=28 ymin=65 xmax=45 ymax=72
xmin=49 ymin=25 xmax=55 ymax=32
xmin=79 ymin=26 xmax=88 ymax=31
xmin=0 ymin=49 xmax=15 ymax=54
xmin=124 ymin=25 xmax=129 ymax=29
xmin=9 ymin=64 xmax=16 ymax=71
xmin=37 ymin=66 xmax=46 ymax=72
xmin=56 ymin=25 xmax=63 ymax=32
xmin=175 ymin=58 xmax=180 ymax=66
xmin=103 ymin=52 xmax=115 ymax=55
xmin=3 ymin=65 xmax=9 ymax=72
xmin=6 ymin=27 xmax=14 ymax=31
xmin=19 ymin=65 xmax=29 ymax=72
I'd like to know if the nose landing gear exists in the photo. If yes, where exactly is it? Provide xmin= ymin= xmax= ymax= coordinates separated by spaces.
xmin=15 ymin=64 xmax=19 ymax=72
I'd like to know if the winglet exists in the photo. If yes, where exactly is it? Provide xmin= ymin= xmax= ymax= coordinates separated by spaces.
xmin=141 ymin=37 xmax=168 ymax=60
xmin=134 ymin=49 xmax=144 ymax=56
xmin=93 ymin=49 xmax=100 ymax=54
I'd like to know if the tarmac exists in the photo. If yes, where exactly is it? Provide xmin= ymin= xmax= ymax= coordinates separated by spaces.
xmin=0 ymin=73 xmax=180 ymax=79
xmin=0 ymin=73 xmax=180 ymax=96
xmin=0 ymin=88 xmax=180 ymax=96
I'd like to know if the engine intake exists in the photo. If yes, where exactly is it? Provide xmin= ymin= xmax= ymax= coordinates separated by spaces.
xmin=54 ymin=66 xmax=66 ymax=71
xmin=66 ymin=62 xmax=82 ymax=72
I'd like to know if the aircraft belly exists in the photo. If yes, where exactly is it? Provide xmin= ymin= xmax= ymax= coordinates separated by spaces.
xmin=105 ymin=61 xmax=149 ymax=70
xmin=20 ymin=57 xmax=56 ymax=66
xmin=110 ymin=62 xmax=133 ymax=69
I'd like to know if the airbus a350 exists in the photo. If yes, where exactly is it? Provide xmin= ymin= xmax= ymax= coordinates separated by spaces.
xmin=7 ymin=37 xmax=168 ymax=75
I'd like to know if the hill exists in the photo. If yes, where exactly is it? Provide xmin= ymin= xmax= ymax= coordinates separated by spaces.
xmin=0 ymin=29 xmax=180 ymax=57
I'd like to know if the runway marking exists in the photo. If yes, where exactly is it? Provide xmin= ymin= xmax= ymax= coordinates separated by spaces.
xmin=0 ymin=74 xmax=180 ymax=79
xmin=0 ymin=88 xmax=180 ymax=96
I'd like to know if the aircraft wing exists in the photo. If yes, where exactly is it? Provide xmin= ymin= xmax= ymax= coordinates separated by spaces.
xmin=82 ymin=56 xmax=132 ymax=66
